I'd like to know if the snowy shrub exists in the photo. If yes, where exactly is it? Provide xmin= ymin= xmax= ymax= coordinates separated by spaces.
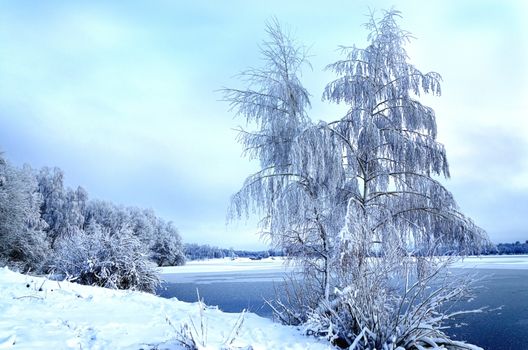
xmin=52 ymin=221 xmax=160 ymax=293
xmin=167 ymin=295 xmax=249 ymax=350
xmin=303 ymin=258 xmax=483 ymax=349
xmin=1 ymin=227 xmax=49 ymax=273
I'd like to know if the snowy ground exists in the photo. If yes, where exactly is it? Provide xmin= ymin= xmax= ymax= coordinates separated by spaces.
xmin=0 ymin=266 xmax=333 ymax=350
xmin=2 ymin=255 xmax=527 ymax=349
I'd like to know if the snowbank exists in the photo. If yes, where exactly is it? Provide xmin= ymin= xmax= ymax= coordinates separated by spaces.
xmin=0 ymin=267 xmax=333 ymax=349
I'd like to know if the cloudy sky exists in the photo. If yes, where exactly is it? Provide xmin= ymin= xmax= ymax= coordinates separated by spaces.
xmin=0 ymin=0 xmax=526 ymax=249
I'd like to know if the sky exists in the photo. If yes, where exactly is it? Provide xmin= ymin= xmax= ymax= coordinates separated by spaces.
xmin=0 ymin=0 xmax=527 ymax=249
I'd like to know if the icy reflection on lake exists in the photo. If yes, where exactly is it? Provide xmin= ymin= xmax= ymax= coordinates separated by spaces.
xmin=158 ymin=257 xmax=528 ymax=349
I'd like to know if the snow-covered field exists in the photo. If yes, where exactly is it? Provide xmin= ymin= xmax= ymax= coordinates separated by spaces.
xmin=159 ymin=257 xmax=292 ymax=284
xmin=0 ymin=266 xmax=333 ymax=350
xmin=161 ymin=257 xmax=289 ymax=275
xmin=2 ymin=255 xmax=527 ymax=349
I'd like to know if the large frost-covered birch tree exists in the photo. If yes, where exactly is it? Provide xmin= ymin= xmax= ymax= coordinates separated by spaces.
xmin=324 ymin=10 xmax=485 ymax=262
xmin=227 ymin=10 xmax=487 ymax=349
xmin=304 ymin=10 xmax=488 ymax=349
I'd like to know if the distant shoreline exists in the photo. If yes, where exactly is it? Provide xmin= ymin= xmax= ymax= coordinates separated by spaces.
xmin=159 ymin=255 xmax=528 ymax=277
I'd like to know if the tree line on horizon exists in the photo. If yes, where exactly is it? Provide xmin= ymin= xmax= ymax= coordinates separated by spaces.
xmin=183 ymin=243 xmax=284 ymax=260
xmin=0 ymin=152 xmax=184 ymax=292
xmin=481 ymin=240 xmax=528 ymax=255
xmin=182 ymin=240 xmax=528 ymax=261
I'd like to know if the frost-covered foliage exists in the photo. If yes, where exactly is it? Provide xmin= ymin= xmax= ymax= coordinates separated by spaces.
xmin=309 ymin=11 xmax=488 ymax=347
xmin=225 ymin=20 xmax=348 ymax=307
xmin=227 ymin=10 xmax=488 ymax=349
xmin=47 ymin=198 xmax=183 ymax=292
xmin=150 ymin=221 xmax=185 ymax=266
xmin=0 ymin=152 xmax=184 ymax=292
xmin=37 ymin=174 xmax=186 ymax=274
xmin=323 ymin=10 xmax=486 ymax=260
xmin=52 ymin=220 xmax=160 ymax=293
xmin=0 ymin=158 xmax=48 ymax=272
xmin=37 ymin=167 xmax=87 ymax=248
xmin=83 ymin=200 xmax=129 ymax=234
xmin=84 ymin=201 xmax=186 ymax=267
xmin=303 ymin=257 xmax=483 ymax=349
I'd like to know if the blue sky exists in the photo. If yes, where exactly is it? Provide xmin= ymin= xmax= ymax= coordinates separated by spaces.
xmin=0 ymin=1 xmax=527 ymax=249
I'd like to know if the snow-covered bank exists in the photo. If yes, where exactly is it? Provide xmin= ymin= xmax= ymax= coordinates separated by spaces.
xmin=160 ymin=257 xmax=289 ymax=275
xmin=159 ymin=258 xmax=293 ymax=284
xmin=451 ymin=255 xmax=528 ymax=269
xmin=0 ymin=267 xmax=333 ymax=349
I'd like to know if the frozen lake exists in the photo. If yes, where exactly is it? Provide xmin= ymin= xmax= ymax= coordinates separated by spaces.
xmin=158 ymin=256 xmax=528 ymax=350
xmin=158 ymin=258 xmax=292 ymax=317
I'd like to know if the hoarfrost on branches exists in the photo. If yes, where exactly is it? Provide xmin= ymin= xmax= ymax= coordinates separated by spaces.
xmin=0 ymin=157 xmax=48 ymax=272
xmin=225 ymin=20 xmax=349 ymax=307
xmin=0 ymin=152 xmax=185 ymax=292
xmin=226 ymin=10 xmax=488 ymax=349
xmin=52 ymin=220 xmax=160 ymax=293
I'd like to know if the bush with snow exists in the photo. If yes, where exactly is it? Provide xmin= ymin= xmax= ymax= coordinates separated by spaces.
xmin=303 ymin=258 xmax=482 ymax=349
xmin=52 ymin=221 xmax=160 ymax=293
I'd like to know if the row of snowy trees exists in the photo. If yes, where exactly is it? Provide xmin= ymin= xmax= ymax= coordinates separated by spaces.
xmin=483 ymin=241 xmax=528 ymax=255
xmin=226 ymin=11 xmax=488 ymax=349
xmin=0 ymin=157 xmax=184 ymax=292
xmin=183 ymin=243 xmax=283 ymax=260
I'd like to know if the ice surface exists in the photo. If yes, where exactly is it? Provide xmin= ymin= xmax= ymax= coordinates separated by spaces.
xmin=450 ymin=255 xmax=528 ymax=270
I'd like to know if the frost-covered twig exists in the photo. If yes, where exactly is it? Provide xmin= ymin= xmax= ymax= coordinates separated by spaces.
xmin=222 ymin=309 xmax=246 ymax=349
xmin=14 ymin=295 xmax=44 ymax=300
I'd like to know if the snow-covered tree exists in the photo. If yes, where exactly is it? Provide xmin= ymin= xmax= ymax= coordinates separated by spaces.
xmin=0 ymin=150 xmax=184 ymax=288
xmin=312 ymin=10 xmax=486 ymax=348
xmin=225 ymin=20 xmax=349 ymax=311
xmin=324 ymin=9 xmax=485 ymax=260
xmin=37 ymin=167 xmax=87 ymax=248
xmin=37 ymin=167 xmax=66 ymax=247
xmin=150 ymin=221 xmax=185 ymax=266
xmin=227 ymin=11 xmax=488 ymax=349
xmin=0 ymin=161 xmax=48 ymax=272
xmin=84 ymin=202 xmax=185 ymax=267
xmin=128 ymin=207 xmax=157 ymax=242
xmin=83 ymin=200 xmax=130 ymax=235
